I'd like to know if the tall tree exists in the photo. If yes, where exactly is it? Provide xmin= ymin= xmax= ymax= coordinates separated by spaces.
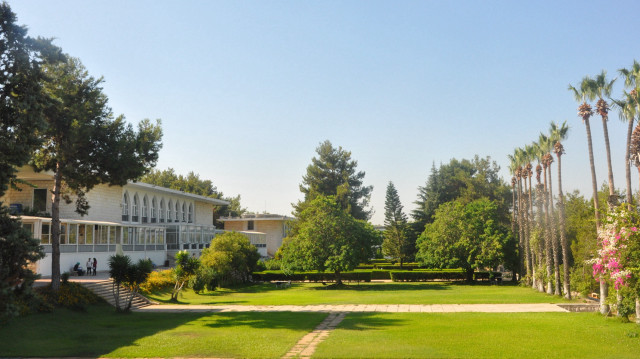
xmin=618 ymin=61 xmax=640 ymax=206
xmin=590 ymin=71 xmax=617 ymax=207
xmin=0 ymin=3 xmax=59 ymax=319
xmin=569 ymin=77 xmax=606 ymax=314
xmin=295 ymin=140 xmax=372 ymax=220
xmin=550 ymin=121 xmax=571 ymax=298
xmin=382 ymin=182 xmax=413 ymax=268
xmin=32 ymin=57 xmax=163 ymax=291
xmin=282 ymin=196 xmax=380 ymax=285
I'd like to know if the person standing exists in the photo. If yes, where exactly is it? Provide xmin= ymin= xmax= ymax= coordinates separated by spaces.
xmin=86 ymin=258 xmax=93 ymax=275
xmin=92 ymin=258 xmax=97 ymax=276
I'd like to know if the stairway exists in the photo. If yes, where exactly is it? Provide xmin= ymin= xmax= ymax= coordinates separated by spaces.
xmin=81 ymin=279 xmax=156 ymax=310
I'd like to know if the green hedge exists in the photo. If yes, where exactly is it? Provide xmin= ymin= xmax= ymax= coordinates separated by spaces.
xmin=390 ymin=270 xmax=466 ymax=282
xmin=252 ymin=271 xmax=372 ymax=283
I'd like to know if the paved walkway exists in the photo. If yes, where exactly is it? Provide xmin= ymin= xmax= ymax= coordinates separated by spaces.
xmin=134 ymin=303 xmax=570 ymax=313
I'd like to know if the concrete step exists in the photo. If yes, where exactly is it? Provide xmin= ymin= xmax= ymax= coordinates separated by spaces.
xmin=79 ymin=279 xmax=156 ymax=310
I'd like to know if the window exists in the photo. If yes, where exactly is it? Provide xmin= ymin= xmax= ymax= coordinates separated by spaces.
xmin=85 ymin=225 xmax=94 ymax=244
xmin=68 ymin=224 xmax=78 ymax=244
xmin=78 ymin=225 xmax=86 ymax=244
xmin=159 ymin=199 xmax=165 ymax=223
xmin=182 ymin=203 xmax=186 ymax=222
xmin=175 ymin=201 xmax=179 ymax=222
xmin=247 ymin=220 xmax=254 ymax=231
xmin=132 ymin=195 xmax=139 ymax=222
xmin=41 ymin=224 xmax=51 ymax=244
xmin=59 ymin=224 xmax=67 ymax=244
xmin=188 ymin=203 xmax=193 ymax=223
xmin=168 ymin=200 xmax=173 ymax=222
xmin=122 ymin=193 xmax=130 ymax=221
xmin=33 ymin=188 xmax=47 ymax=213
xmin=142 ymin=196 xmax=148 ymax=223
xmin=151 ymin=197 xmax=157 ymax=223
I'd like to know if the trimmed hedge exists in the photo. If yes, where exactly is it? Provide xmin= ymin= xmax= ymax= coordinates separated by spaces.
xmin=252 ymin=271 xmax=372 ymax=283
xmin=390 ymin=270 xmax=465 ymax=282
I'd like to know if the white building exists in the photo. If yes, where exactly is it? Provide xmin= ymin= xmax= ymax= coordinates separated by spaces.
xmin=2 ymin=167 xmax=229 ymax=276
xmin=218 ymin=214 xmax=294 ymax=257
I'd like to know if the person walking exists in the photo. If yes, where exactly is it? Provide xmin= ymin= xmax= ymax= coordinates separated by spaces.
xmin=86 ymin=258 xmax=93 ymax=275
xmin=92 ymin=258 xmax=97 ymax=276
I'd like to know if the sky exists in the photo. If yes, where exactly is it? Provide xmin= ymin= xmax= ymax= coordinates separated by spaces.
xmin=7 ymin=0 xmax=640 ymax=225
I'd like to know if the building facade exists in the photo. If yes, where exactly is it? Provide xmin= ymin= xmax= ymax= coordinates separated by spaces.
xmin=2 ymin=167 xmax=229 ymax=276
xmin=219 ymin=214 xmax=294 ymax=257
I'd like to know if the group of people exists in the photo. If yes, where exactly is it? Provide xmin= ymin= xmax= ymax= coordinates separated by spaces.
xmin=72 ymin=258 xmax=97 ymax=276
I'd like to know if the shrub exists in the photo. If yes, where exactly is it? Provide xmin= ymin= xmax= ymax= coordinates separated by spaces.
xmin=263 ymin=259 xmax=282 ymax=270
xmin=34 ymin=282 xmax=102 ymax=311
xmin=139 ymin=269 xmax=174 ymax=294
xmin=390 ymin=270 xmax=465 ymax=282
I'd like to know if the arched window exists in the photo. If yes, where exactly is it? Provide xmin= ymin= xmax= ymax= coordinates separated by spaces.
xmin=132 ymin=194 xmax=139 ymax=222
xmin=188 ymin=203 xmax=193 ymax=223
xmin=167 ymin=200 xmax=173 ymax=222
xmin=174 ymin=201 xmax=180 ymax=222
xmin=151 ymin=197 xmax=157 ymax=223
xmin=182 ymin=202 xmax=186 ymax=222
xmin=142 ymin=195 xmax=148 ymax=223
xmin=159 ymin=199 xmax=165 ymax=223
xmin=122 ymin=192 xmax=130 ymax=221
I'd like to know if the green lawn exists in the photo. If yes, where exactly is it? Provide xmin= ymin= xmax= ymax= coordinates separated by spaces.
xmin=0 ymin=303 xmax=326 ymax=358
xmin=314 ymin=312 xmax=640 ymax=358
xmin=147 ymin=282 xmax=577 ymax=305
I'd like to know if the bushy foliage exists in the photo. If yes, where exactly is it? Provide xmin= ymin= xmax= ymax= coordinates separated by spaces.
xmin=0 ymin=206 xmax=45 ymax=321
xmin=139 ymin=269 xmax=174 ymax=294
xmin=34 ymin=282 xmax=101 ymax=311
xmin=108 ymin=254 xmax=153 ymax=312
xmin=416 ymin=198 xmax=514 ymax=281
xmin=281 ymin=196 xmax=381 ymax=284
xmin=199 ymin=232 xmax=260 ymax=288
xmin=171 ymin=251 xmax=200 ymax=301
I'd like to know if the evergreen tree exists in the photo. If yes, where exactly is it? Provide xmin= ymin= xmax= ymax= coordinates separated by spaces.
xmin=382 ymin=182 xmax=413 ymax=267
xmin=295 ymin=140 xmax=372 ymax=220
xmin=31 ymin=56 xmax=163 ymax=291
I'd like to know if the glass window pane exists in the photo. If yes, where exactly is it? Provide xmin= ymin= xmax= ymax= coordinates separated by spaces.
xmin=68 ymin=224 xmax=77 ymax=244
xmin=41 ymin=224 xmax=50 ymax=244
xmin=85 ymin=225 xmax=94 ymax=244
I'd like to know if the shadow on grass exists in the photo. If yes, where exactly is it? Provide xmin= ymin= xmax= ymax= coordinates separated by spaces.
xmin=0 ymin=303 xmax=327 ymax=357
xmin=333 ymin=312 xmax=407 ymax=331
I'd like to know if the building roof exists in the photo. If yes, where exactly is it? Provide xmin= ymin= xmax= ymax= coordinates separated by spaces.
xmin=14 ymin=166 xmax=230 ymax=206
xmin=126 ymin=181 xmax=229 ymax=206
xmin=218 ymin=214 xmax=295 ymax=222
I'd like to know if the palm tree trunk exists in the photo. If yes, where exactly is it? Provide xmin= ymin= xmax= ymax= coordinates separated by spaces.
xmin=556 ymin=153 xmax=571 ymax=299
xmin=601 ymin=114 xmax=616 ymax=202
xmin=541 ymin=169 xmax=553 ymax=295
xmin=50 ymin=163 xmax=62 ymax=292
xmin=547 ymin=163 xmax=561 ymax=296
xmin=584 ymin=118 xmax=601 ymax=228
xmin=626 ymin=117 xmax=634 ymax=207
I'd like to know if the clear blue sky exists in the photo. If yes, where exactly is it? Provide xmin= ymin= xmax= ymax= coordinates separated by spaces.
xmin=8 ymin=0 xmax=640 ymax=224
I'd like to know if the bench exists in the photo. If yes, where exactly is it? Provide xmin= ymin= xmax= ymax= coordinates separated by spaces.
xmin=274 ymin=280 xmax=291 ymax=288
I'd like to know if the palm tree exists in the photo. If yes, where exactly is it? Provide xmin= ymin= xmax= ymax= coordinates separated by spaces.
xmin=550 ymin=121 xmax=571 ymax=298
xmin=569 ymin=78 xmax=600 ymax=227
xmin=569 ymin=77 xmax=607 ymax=314
xmin=618 ymin=61 xmax=640 ymax=206
xmin=524 ymin=144 xmax=538 ymax=289
xmin=540 ymin=133 xmax=561 ymax=296
xmin=630 ymin=123 xmax=640 ymax=322
xmin=535 ymin=136 xmax=554 ymax=294
xmin=507 ymin=153 xmax=523 ymax=280
xmin=590 ymin=71 xmax=617 ymax=207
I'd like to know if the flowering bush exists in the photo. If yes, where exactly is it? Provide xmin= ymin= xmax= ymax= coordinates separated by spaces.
xmin=139 ymin=269 xmax=174 ymax=294
xmin=590 ymin=207 xmax=636 ymax=290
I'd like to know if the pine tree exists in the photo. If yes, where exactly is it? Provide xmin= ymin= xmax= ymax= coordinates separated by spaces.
xmin=382 ymin=182 xmax=413 ymax=267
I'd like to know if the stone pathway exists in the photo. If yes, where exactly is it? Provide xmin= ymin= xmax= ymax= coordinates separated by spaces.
xmin=282 ymin=311 xmax=347 ymax=359
xmin=134 ymin=303 xmax=570 ymax=313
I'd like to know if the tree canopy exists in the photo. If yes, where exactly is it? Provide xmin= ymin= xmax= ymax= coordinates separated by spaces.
xmin=31 ymin=55 xmax=163 ymax=290
xmin=199 ymin=231 xmax=260 ymax=287
xmin=295 ymin=140 xmax=373 ymax=220
xmin=282 ymin=195 xmax=381 ymax=284
xmin=412 ymin=156 xmax=511 ymax=234
xmin=416 ymin=197 xmax=514 ymax=281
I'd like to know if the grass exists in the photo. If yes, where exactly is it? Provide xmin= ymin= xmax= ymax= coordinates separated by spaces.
xmin=0 ymin=303 xmax=326 ymax=358
xmin=147 ymin=281 xmax=577 ymax=305
xmin=314 ymin=312 xmax=640 ymax=358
